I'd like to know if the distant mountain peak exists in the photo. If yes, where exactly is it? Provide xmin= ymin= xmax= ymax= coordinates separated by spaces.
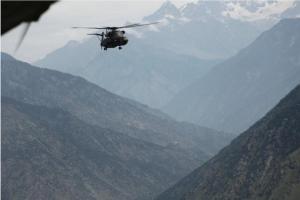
xmin=151 ymin=0 xmax=298 ymax=22
xmin=161 ymin=0 xmax=176 ymax=8
xmin=143 ymin=0 xmax=181 ymax=21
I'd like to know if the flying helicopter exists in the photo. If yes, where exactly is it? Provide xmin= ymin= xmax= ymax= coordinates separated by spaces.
xmin=72 ymin=22 xmax=159 ymax=50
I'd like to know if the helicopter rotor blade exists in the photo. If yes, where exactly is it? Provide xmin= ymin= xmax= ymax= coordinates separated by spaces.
xmin=114 ymin=22 xmax=160 ymax=29
xmin=15 ymin=22 xmax=31 ymax=52
xmin=87 ymin=33 xmax=103 ymax=36
xmin=72 ymin=22 xmax=159 ymax=30
xmin=73 ymin=26 xmax=109 ymax=30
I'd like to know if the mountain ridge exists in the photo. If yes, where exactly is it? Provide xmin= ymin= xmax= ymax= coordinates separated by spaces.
xmin=35 ymin=38 xmax=218 ymax=109
xmin=164 ymin=18 xmax=300 ymax=133
xmin=146 ymin=0 xmax=298 ymax=22
xmin=1 ymin=96 xmax=202 ymax=200
xmin=155 ymin=83 xmax=300 ymax=200
xmin=2 ymin=52 xmax=233 ymax=166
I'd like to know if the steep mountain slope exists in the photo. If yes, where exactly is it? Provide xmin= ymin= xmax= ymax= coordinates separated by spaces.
xmin=156 ymin=84 xmax=300 ymax=200
xmin=164 ymin=18 xmax=300 ymax=133
xmin=1 ymin=97 xmax=199 ymax=200
xmin=36 ymin=40 xmax=217 ymax=108
xmin=2 ymin=52 xmax=232 ymax=164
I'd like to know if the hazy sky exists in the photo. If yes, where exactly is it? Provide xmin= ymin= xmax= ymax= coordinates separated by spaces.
xmin=1 ymin=0 xmax=193 ymax=63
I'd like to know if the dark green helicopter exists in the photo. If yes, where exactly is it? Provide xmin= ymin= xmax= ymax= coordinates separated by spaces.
xmin=73 ymin=22 xmax=159 ymax=50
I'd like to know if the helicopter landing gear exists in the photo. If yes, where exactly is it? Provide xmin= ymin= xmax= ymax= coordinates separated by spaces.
xmin=118 ymin=46 xmax=122 ymax=50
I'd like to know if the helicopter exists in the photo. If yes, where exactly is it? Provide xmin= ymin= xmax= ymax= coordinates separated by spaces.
xmin=72 ymin=22 xmax=159 ymax=50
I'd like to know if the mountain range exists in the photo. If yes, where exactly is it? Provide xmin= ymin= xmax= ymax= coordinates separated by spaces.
xmin=145 ymin=1 xmax=299 ymax=25
xmin=156 ymin=83 xmax=300 ymax=200
xmin=1 ymin=52 xmax=232 ymax=200
xmin=1 ymin=97 xmax=206 ymax=200
xmin=164 ymin=18 xmax=300 ymax=134
xmin=2 ymin=97 xmax=196 ymax=200
xmin=36 ymin=40 xmax=218 ymax=108
xmin=141 ymin=0 xmax=300 ymax=59
xmin=35 ymin=1 xmax=300 ymax=109
xmin=2 ymin=2 xmax=300 ymax=199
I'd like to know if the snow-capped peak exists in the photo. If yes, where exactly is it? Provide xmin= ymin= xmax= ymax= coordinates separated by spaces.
xmin=224 ymin=0 xmax=297 ymax=22
xmin=178 ymin=0 xmax=297 ymax=22
xmin=143 ymin=0 xmax=298 ymax=27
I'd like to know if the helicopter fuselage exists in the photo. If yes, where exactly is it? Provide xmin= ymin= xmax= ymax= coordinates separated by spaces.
xmin=101 ymin=30 xmax=128 ymax=49
xmin=73 ymin=22 xmax=158 ymax=51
